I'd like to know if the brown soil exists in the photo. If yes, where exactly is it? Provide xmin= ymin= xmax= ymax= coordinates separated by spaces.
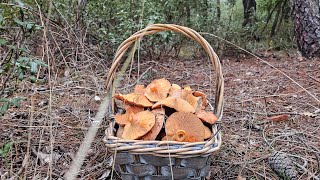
xmin=0 ymin=51 xmax=319 ymax=179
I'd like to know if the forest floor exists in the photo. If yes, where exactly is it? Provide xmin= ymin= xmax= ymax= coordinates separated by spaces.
xmin=1 ymin=49 xmax=320 ymax=179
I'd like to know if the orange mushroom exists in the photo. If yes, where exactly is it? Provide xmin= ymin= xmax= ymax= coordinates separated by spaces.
xmin=168 ymin=87 xmax=202 ymax=111
xmin=168 ymin=84 xmax=182 ymax=97
xmin=114 ymin=93 xmax=153 ymax=107
xmin=151 ymin=107 xmax=166 ymax=115
xmin=171 ymin=84 xmax=182 ymax=90
xmin=116 ymin=126 xmax=124 ymax=138
xmin=152 ymin=97 xmax=195 ymax=113
xmin=184 ymin=86 xmax=192 ymax=91
xmin=165 ymin=112 xmax=205 ymax=142
xmin=144 ymin=78 xmax=171 ymax=102
xmin=161 ymin=135 xmax=175 ymax=141
xmin=203 ymin=126 xmax=212 ymax=139
xmin=174 ymin=130 xmax=187 ymax=142
xmin=193 ymin=91 xmax=208 ymax=109
xmin=196 ymin=110 xmax=218 ymax=124
xmin=140 ymin=108 xmax=165 ymax=141
xmin=114 ymin=105 xmax=144 ymax=126
xmin=180 ymin=90 xmax=202 ymax=111
xmin=134 ymin=84 xmax=145 ymax=95
xmin=122 ymin=111 xmax=155 ymax=140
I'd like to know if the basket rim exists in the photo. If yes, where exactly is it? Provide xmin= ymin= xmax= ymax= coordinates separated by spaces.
xmin=104 ymin=123 xmax=222 ymax=158
xmin=104 ymin=24 xmax=224 ymax=157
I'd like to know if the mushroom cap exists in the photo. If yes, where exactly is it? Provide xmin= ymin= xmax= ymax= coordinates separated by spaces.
xmin=114 ymin=112 xmax=132 ymax=126
xmin=180 ymin=90 xmax=202 ymax=111
xmin=168 ymin=84 xmax=182 ymax=97
xmin=140 ymin=108 xmax=165 ymax=141
xmin=122 ymin=111 xmax=155 ymax=140
xmin=145 ymin=78 xmax=171 ymax=102
xmin=116 ymin=126 xmax=124 ymax=138
xmin=165 ymin=112 xmax=205 ymax=142
xmin=114 ymin=105 xmax=144 ymax=126
xmin=168 ymin=88 xmax=202 ymax=111
xmin=114 ymin=93 xmax=154 ymax=107
xmin=161 ymin=135 xmax=175 ymax=141
xmin=193 ymin=91 xmax=208 ymax=109
xmin=184 ymin=86 xmax=192 ymax=91
xmin=171 ymin=84 xmax=182 ymax=90
xmin=134 ymin=84 xmax=145 ymax=95
xmin=196 ymin=110 xmax=218 ymax=124
xmin=151 ymin=107 xmax=166 ymax=115
xmin=152 ymin=97 xmax=195 ymax=113
xmin=203 ymin=126 xmax=212 ymax=139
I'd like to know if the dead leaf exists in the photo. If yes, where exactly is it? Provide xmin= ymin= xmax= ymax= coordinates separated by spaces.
xmin=32 ymin=148 xmax=61 ymax=165
xmin=237 ymin=175 xmax=246 ymax=180
xmin=267 ymin=114 xmax=289 ymax=122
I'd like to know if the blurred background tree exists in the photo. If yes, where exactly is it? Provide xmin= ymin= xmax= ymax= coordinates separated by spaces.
xmin=293 ymin=0 xmax=320 ymax=57
xmin=1 ymin=0 xmax=319 ymax=76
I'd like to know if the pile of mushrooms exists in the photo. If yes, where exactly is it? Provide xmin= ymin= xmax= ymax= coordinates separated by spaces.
xmin=113 ymin=78 xmax=218 ymax=142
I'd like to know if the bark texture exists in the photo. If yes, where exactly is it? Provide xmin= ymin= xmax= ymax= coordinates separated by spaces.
xmin=293 ymin=0 xmax=320 ymax=57
xmin=216 ymin=0 xmax=221 ymax=21
xmin=242 ymin=0 xmax=256 ymax=26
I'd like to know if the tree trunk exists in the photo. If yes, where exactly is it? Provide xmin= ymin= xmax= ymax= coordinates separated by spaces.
xmin=276 ymin=0 xmax=288 ymax=33
xmin=216 ymin=0 xmax=221 ymax=21
xmin=270 ymin=2 xmax=282 ymax=37
xmin=185 ymin=4 xmax=191 ymax=26
xmin=242 ymin=0 xmax=256 ymax=27
xmin=293 ymin=0 xmax=320 ymax=57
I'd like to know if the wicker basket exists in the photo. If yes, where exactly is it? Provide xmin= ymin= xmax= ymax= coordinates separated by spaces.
xmin=104 ymin=24 xmax=224 ymax=180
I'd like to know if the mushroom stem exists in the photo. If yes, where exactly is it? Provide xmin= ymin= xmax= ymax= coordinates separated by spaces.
xmin=174 ymin=130 xmax=187 ymax=142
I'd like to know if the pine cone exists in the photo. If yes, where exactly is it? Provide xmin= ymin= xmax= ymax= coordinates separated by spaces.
xmin=268 ymin=152 xmax=298 ymax=180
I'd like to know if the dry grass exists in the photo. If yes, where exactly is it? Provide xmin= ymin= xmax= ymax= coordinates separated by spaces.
xmin=0 ymin=20 xmax=320 ymax=179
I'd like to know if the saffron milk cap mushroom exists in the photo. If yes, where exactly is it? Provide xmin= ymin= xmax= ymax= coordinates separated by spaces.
xmin=180 ymin=89 xmax=202 ymax=111
xmin=174 ymin=130 xmax=187 ymax=142
xmin=196 ymin=110 xmax=218 ymax=124
xmin=184 ymin=86 xmax=192 ymax=91
xmin=168 ymin=84 xmax=182 ymax=97
xmin=114 ymin=105 xmax=144 ymax=126
xmin=122 ymin=111 xmax=156 ymax=140
xmin=152 ymin=97 xmax=195 ymax=113
xmin=116 ymin=126 xmax=124 ymax=138
xmin=134 ymin=84 xmax=145 ymax=95
xmin=145 ymin=78 xmax=171 ymax=102
xmin=140 ymin=108 xmax=165 ymax=140
xmin=193 ymin=90 xmax=208 ymax=109
xmin=114 ymin=93 xmax=153 ymax=107
xmin=161 ymin=135 xmax=175 ymax=141
xmin=203 ymin=126 xmax=212 ymax=139
xmin=165 ymin=112 xmax=205 ymax=142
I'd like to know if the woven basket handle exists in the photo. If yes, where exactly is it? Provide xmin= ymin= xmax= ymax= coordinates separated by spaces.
xmin=106 ymin=24 xmax=224 ymax=119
